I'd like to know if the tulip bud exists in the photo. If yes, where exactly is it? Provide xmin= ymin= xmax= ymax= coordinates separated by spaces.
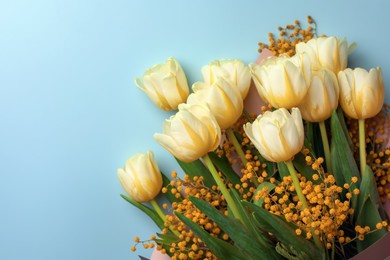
xmin=338 ymin=67 xmax=384 ymax=119
xmin=117 ymin=151 xmax=163 ymax=203
xmin=296 ymin=36 xmax=348 ymax=73
xmin=135 ymin=57 xmax=190 ymax=111
xmin=243 ymin=108 xmax=304 ymax=162
xmin=249 ymin=53 xmax=311 ymax=109
xmin=201 ymin=59 xmax=251 ymax=99
xmin=188 ymin=78 xmax=244 ymax=130
xmin=154 ymin=103 xmax=221 ymax=162
xmin=298 ymin=68 xmax=339 ymax=122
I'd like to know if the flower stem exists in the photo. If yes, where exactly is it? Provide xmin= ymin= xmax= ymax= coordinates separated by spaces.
xmin=150 ymin=199 xmax=180 ymax=236
xmin=226 ymin=128 xmax=259 ymax=186
xmin=358 ymin=119 xmax=366 ymax=177
xmin=285 ymin=160 xmax=323 ymax=249
xmin=203 ymin=154 xmax=244 ymax=223
xmin=226 ymin=128 xmax=248 ymax=166
xmin=319 ymin=121 xmax=332 ymax=173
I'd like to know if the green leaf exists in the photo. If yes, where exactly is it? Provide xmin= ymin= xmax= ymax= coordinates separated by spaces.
xmin=189 ymin=196 xmax=281 ymax=260
xmin=253 ymin=182 xmax=276 ymax=207
xmin=277 ymin=162 xmax=289 ymax=179
xmin=336 ymin=107 xmax=354 ymax=150
xmin=175 ymin=158 xmax=216 ymax=188
xmin=207 ymin=152 xmax=241 ymax=186
xmin=306 ymin=122 xmax=324 ymax=159
xmin=120 ymin=194 xmax=165 ymax=230
xmin=357 ymin=166 xmax=388 ymax=221
xmin=330 ymin=111 xmax=360 ymax=208
xmin=229 ymin=189 xmax=275 ymax=249
xmin=156 ymin=232 xmax=178 ymax=244
xmin=356 ymin=196 xmax=387 ymax=252
xmin=175 ymin=211 xmax=248 ymax=260
xmin=161 ymin=172 xmax=182 ymax=203
xmin=242 ymin=201 xmax=324 ymax=260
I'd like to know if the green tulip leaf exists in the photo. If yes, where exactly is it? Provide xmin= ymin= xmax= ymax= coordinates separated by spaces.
xmin=242 ymin=201 xmax=324 ymax=260
xmin=357 ymin=166 xmax=389 ymax=221
xmin=175 ymin=158 xmax=216 ymax=188
xmin=174 ymin=211 xmax=249 ymax=260
xmin=356 ymin=196 xmax=387 ymax=252
xmin=207 ymin=152 xmax=241 ymax=186
xmin=330 ymin=110 xmax=360 ymax=209
xmin=306 ymin=122 xmax=324 ymax=159
xmin=336 ymin=107 xmax=354 ymax=150
xmin=120 ymin=194 xmax=165 ymax=230
xmin=189 ymin=196 xmax=281 ymax=260
xmin=277 ymin=162 xmax=290 ymax=179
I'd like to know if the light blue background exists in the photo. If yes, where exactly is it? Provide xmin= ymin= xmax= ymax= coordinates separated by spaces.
xmin=1 ymin=0 xmax=389 ymax=259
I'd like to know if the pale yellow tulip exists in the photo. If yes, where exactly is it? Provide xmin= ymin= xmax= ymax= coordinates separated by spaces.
xmin=135 ymin=57 xmax=189 ymax=111
xmin=117 ymin=151 xmax=162 ymax=203
xmin=243 ymin=108 xmax=304 ymax=162
xmin=338 ymin=67 xmax=384 ymax=119
xmin=154 ymin=103 xmax=221 ymax=162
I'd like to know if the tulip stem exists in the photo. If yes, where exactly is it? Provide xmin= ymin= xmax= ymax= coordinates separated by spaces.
xmin=150 ymin=199 xmax=180 ymax=236
xmin=319 ymin=121 xmax=332 ymax=173
xmin=203 ymin=154 xmax=244 ymax=223
xmin=226 ymin=128 xmax=259 ymax=186
xmin=285 ymin=160 xmax=323 ymax=249
xmin=358 ymin=119 xmax=366 ymax=177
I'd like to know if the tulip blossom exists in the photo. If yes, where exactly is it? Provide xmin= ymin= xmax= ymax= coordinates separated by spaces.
xmin=154 ymin=103 xmax=221 ymax=162
xmin=117 ymin=151 xmax=162 ymax=203
xmin=188 ymin=78 xmax=244 ymax=130
xmin=249 ymin=53 xmax=311 ymax=109
xmin=298 ymin=68 xmax=339 ymax=122
xmin=296 ymin=36 xmax=348 ymax=73
xmin=135 ymin=57 xmax=190 ymax=111
xmin=243 ymin=108 xmax=304 ymax=162
xmin=338 ymin=67 xmax=384 ymax=119
xmin=201 ymin=59 xmax=251 ymax=99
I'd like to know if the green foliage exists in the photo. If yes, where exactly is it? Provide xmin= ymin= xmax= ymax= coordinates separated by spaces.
xmin=120 ymin=194 xmax=165 ymax=230
xmin=243 ymin=201 xmax=324 ymax=260
xmin=175 ymin=211 xmax=249 ymax=260
xmin=175 ymin=158 xmax=216 ymax=187
xmin=188 ymin=196 xmax=281 ymax=260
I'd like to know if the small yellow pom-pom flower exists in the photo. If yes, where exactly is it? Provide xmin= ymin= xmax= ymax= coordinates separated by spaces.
xmin=351 ymin=176 xmax=358 ymax=183
xmin=134 ymin=236 xmax=140 ymax=243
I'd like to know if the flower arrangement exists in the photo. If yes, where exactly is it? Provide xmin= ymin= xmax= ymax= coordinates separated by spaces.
xmin=118 ymin=17 xmax=390 ymax=260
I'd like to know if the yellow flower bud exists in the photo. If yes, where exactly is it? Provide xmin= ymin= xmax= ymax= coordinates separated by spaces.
xmin=244 ymin=108 xmax=304 ymax=162
xmin=134 ymin=57 xmax=190 ymax=111
xmin=249 ymin=53 xmax=311 ymax=109
xmin=117 ymin=151 xmax=162 ymax=203
xmin=154 ymin=103 xmax=221 ymax=162
xmin=188 ymin=78 xmax=243 ymax=129
xmin=201 ymin=59 xmax=251 ymax=99
xmin=296 ymin=36 xmax=348 ymax=73
xmin=298 ymin=68 xmax=339 ymax=122
xmin=338 ymin=67 xmax=384 ymax=119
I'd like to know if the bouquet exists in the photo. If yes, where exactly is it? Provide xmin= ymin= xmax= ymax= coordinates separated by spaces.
xmin=118 ymin=17 xmax=390 ymax=260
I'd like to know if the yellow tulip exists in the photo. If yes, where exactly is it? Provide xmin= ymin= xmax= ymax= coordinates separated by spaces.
xmin=154 ymin=103 xmax=221 ymax=162
xmin=338 ymin=67 xmax=384 ymax=119
xmin=117 ymin=151 xmax=162 ymax=203
xmin=201 ymin=59 xmax=251 ymax=99
xmin=188 ymin=78 xmax=244 ymax=130
xmin=298 ymin=68 xmax=339 ymax=122
xmin=296 ymin=36 xmax=348 ymax=73
xmin=135 ymin=57 xmax=190 ymax=111
xmin=243 ymin=108 xmax=304 ymax=162
xmin=249 ymin=53 xmax=311 ymax=109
